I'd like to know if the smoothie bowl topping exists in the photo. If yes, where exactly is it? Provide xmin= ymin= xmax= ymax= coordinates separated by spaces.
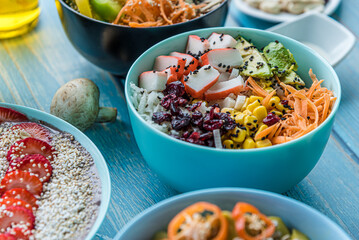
xmin=0 ymin=107 xmax=101 ymax=239
xmin=152 ymin=201 xmax=309 ymax=240
xmin=131 ymin=32 xmax=336 ymax=149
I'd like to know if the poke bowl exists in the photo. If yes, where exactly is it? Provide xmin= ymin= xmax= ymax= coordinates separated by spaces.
xmin=56 ymin=0 xmax=229 ymax=76
xmin=114 ymin=188 xmax=351 ymax=240
xmin=125 ymin=27 xmax=341 ymax=193
xmin=0 ymin=103 xmax=111 ymax=239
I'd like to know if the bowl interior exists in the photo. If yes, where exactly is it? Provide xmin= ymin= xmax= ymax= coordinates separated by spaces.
xmin=114 ymin=188 xmax=351 ymax=240
xmin=125 ymin=27 xmax=341 ymax=151
xmin=0 ymin=103 xmax=111 ymax=240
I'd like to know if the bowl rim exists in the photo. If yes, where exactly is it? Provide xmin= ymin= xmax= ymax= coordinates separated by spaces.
xmin=114 ymin=187 xmax=351 ymax=240
xmin=0 ymin=102 xmax=112 ymax=240
xmin=125 ymin=26 xmax=342 ymax=153
xmin=57 ymin=0 xmax=228 ymax=29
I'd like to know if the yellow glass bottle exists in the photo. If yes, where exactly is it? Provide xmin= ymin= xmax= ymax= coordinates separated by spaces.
xmin=0 ymin=0 xmax=41 ymax=39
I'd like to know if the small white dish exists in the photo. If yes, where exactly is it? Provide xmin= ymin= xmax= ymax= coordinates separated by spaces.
xmin=233 ymin=0 xmax=341 ymax=23
xmin=267 ymin=12 xmax=355 ymax=66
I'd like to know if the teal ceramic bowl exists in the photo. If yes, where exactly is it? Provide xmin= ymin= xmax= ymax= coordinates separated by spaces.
xmin=0 ymin=103 xmax=111 ymax=240
xmin=125 ymin=27 xmax=341 ymax=193
xmin=114 ymin=188 xmax=351 ymax=240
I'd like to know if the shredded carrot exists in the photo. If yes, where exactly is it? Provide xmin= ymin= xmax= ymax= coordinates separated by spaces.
xmin=247 ymin=77 xmax=268 ymax=97
xmin=113 ymin=0 xmax=212 ymax=27
xmin=250 ymin=69 xmax=335 ymax=145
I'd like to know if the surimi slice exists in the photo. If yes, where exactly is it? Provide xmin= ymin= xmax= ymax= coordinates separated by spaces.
xmin=139 ymin=71 xmax=167 ymax=92
xmin=201 ymin=48 xmax=243 ymax=73
xmin=186 ymin=35 xmax=210 ymax=57
xmin=184 ymin=65 xmax=220 ymax=98
xmin=208 ymin=33 xmax=237 ymax=49
xmin=205 ymin=76 xmax=245 ymax=101
xmin=170 ymin=52 xmax=199 ymax=75
xmin=153 ymin=56 xmax=186 ymax=78
xmin=162 ymin=68 xmax=178 ymax=84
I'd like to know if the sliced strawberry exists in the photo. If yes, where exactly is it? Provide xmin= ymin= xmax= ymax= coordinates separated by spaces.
xmin=0 ymin=198 xmax=33 ymax=213
xmin=0 ymin=171 xmax=43 ymax=197
xmin=6 ymin=138 xmax=55 ymax=162
xmin=12 ymin=123 xmax=51 ymax=143
xmin=0 ymin=206 xmax=35 ymax=232
xmin=8 ymin=154 xmax=52 ymax=183
xmin=6 ymin=227 xmax=33 ymax=240
xmin=0 ymin=107 xmax=28 ymax=123
xmin=0 ymin=233 xmax=15 ymax=240
xmin=2 ymin=189 xmax=38 ymax=210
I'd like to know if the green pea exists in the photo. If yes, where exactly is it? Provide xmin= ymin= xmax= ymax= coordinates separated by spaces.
xmin=269 ymin=216 xmax=290 ymax=237
xmin=290 ymin=229 xmax=310 ymax=240
xmin=152 ymin=231 xmax=168 ymax=240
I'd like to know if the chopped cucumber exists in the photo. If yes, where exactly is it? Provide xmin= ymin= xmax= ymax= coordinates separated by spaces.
xmin=269 ymin=216 xmax=290 ymax=237
xmin=291 ymin=229 xmax=310 ymax=240
xmin=152 ymin=231 xmax=168 ymax=240
xmin=90 ymin=0 xmax=122 ymax=22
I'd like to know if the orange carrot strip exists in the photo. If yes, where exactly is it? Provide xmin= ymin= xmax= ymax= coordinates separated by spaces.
xmin=247 ymin=77 xmax=268 ymax=97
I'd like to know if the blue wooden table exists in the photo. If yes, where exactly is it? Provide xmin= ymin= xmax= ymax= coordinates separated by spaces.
xmin=0 ymin=0 xmax=358 ymax=239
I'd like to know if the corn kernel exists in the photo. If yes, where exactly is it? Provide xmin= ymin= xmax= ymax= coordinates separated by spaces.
xmin=244 ymin=115 xmax=258 ymax=129
xmin=242 ymin=110 xmax=252 ymax=116
xmin=221 ymin=108 xmax=235 ymax=115
xmin=264 ymin=87 xmax=274 ymax=93
xmin=249 ymin=96 xmax=263 ymax=103
xmin=241 ymin=98 xmax=251 ymax=111
xmin=253 ymin=106 xmax=267 ymax=122
xmin=255 ymin=139 xmax=272 ymax=148
xmin=247 ymin=100 xmax=261 ymax=112
xmin=268 ymin=96 xmax=281 ymax=108
xmin=235 ymin=113 xmax=245 ymax=125
xmin=230 ymin=127 xmax=247 ymax=143
xmin=270 ymin=110 xmax=283 ymax=118
xmin=243 ymin=137 xmax=256 ymax=149
xmin=223 ymin=139 xmax=235 ymax=149
xmin=276 ymin=102 xmax=285 ymax=111
xmin=255 ymin=124 xmax=268 ymax=139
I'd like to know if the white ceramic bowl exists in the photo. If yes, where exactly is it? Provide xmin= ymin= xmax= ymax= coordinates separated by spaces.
xmin=232 ymin=0 xmax=341 ymax=22
xmin=267 ymin=12 xmax=355 ymax=66
xmin=0 ymin=103 xmax=111 ymax=240
xmin=114 ymin=188 xmax=351 ymax=240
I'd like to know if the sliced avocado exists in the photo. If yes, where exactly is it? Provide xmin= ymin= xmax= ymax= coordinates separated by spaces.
xmin=263 ymin=42 xmax=298 ymax=77
xmin=152 ymin=231 xmax=168 ymax=240
xmin=290 ymin=229 xmax=310 ymax=240
xmin=236 ymin=37 xmax=273 ymax=79
xmin=269 ymin=216 xmax=290 ymax=238
xmin=90 ymin=0 xmax=122 ymax=22
xmin=222 ymin=211 xmax=238 ymax=240
xmin=281 ymin=71 xmax=305 ymax=87
xmin=236 ymin=37 xmax=255 ymax=57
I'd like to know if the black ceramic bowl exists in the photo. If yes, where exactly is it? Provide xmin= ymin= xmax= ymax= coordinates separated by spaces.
xmin=57 ymin=0 xmax=229 ymax=76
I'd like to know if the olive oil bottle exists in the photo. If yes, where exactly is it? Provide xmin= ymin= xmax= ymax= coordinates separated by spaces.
xmin=0 ymin=0 xmax=40 ymax=39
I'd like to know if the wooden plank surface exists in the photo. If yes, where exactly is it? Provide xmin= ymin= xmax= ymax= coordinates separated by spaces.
xmin=0 ymin=0 xmax=358 ymax=239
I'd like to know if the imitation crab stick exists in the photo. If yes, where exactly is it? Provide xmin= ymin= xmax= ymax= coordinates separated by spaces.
xmin=184 ymin=65 xmax=220 ymax=98
xmin=170 ymin=52 xmax=199 ymax=75
xmin=205 ymin=76 xmax=245 ymax=101
xmin=153 ymin=56 xmax=186 ymax=78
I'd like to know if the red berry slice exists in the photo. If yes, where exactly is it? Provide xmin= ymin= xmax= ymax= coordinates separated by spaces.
xmin=0 ymin=206 xmax=35 ymax=232
xmin=0 ymin=171 xmax=43 ymax=197
xmin=2 ymin=189 xmax=38 ymax=210
xmin=0 ymin=233 xmax=15 ymax=240
xmin=6 ymin=138 xmax=55 ymax=162
xmin=0 ymin=198 xmax=33 ymax=213
xmin=12 ymin=123 xmax=51 ymax=143
xmin=8 ymin=154 xmax=52 ymax=182
xmin=6 ymin=227 xmax=33 ymax=240
xmin=0 ymin=107 xmax=28 ymax=123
